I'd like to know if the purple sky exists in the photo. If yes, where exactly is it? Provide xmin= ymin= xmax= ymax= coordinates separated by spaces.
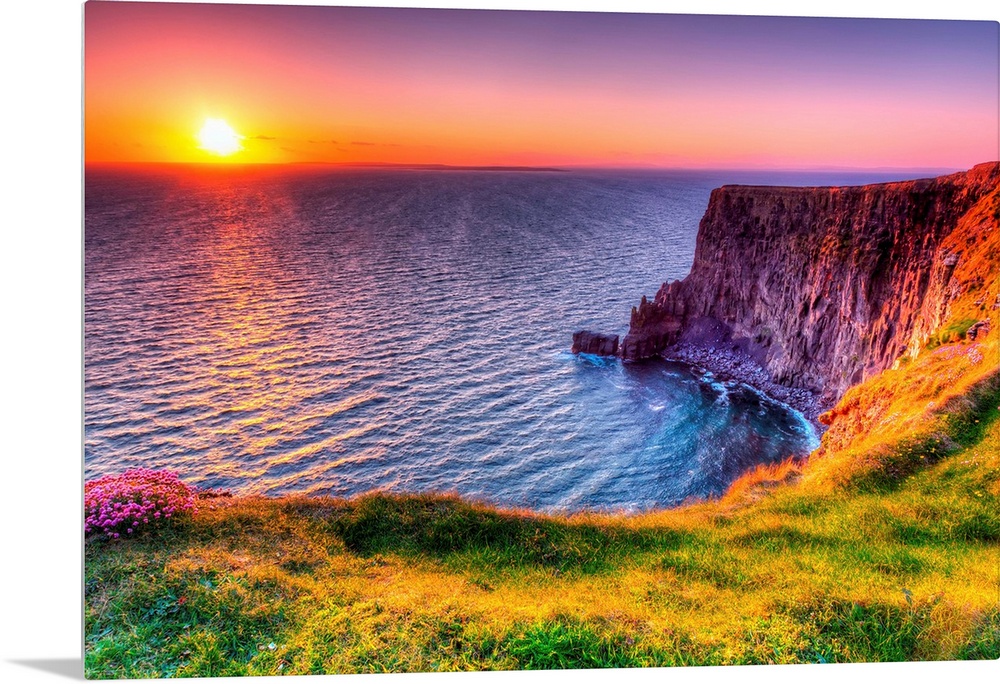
xmin=85 ymin=2 xmax=1000 ymax=168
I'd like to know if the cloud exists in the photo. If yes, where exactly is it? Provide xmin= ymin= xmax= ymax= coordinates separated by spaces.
xmin=250 ymin=135 xmax=277 ymax=140
xmin=351 ymin=141 xmax=376 ymax=146
xmin=307 ymin=139 xmax=338 ymax=144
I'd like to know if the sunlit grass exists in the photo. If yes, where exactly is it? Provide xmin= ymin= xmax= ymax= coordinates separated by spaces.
xmin=85 ymin=319 xmax=1000 ymax=676
xmin=85 ymin=475 xmax=999 ymax=676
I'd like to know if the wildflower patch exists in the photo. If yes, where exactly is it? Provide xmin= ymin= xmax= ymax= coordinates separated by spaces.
xmin=85 ymin=468 xmax=196 ymax=539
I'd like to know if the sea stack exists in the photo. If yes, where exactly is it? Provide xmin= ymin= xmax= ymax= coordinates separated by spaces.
xmin=571 ymin=330 xmax=619 ymax=356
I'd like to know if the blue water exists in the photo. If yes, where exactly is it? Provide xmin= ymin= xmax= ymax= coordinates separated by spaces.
xmin=84 ymin=165 xmax=914 ymax=511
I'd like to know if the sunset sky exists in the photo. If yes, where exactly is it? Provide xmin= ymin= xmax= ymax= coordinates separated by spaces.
xmin=84 ymin=1 xmax=999 ymax=169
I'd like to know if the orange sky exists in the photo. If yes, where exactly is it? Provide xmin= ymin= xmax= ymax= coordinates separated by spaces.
xmin=84 ymin=3 xmax=999 ymax=169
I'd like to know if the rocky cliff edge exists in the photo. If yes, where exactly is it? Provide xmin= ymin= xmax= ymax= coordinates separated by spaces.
xmin=617 ymin=162 xmax=1000 ymax=409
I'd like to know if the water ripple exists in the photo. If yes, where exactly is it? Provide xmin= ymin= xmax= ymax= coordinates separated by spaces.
xmin=86 ymin=166 xmax=820 ymax=512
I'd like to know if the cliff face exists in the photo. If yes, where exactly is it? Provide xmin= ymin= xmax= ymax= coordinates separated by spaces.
xmin=621 ymin=162 xmax=1000 ymax=405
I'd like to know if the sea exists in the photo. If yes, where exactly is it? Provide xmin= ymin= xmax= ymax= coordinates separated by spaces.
xmin=84 ymin=164 xmax=922 ymax=512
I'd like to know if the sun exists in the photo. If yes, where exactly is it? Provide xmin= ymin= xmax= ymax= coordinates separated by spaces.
xmin=197 ymin=118 xmax=244 ymax=156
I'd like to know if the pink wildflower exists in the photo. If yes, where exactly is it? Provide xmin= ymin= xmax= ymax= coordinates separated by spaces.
xmin=84 ymin=468 xmax=196 ymax=539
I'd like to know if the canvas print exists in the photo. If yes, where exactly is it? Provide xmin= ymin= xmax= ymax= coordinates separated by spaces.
xmin=83 ymin=1 xmax=1000 ymax=678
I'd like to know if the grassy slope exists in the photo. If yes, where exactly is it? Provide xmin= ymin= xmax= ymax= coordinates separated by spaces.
xmin=85 ymin=183 xmax=1000 ymax=677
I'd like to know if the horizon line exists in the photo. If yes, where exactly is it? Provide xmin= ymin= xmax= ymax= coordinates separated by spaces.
xmin=83 ymin=159 xmax=987 ymax=175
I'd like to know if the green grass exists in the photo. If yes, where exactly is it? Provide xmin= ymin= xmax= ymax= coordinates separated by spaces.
xmin=957 ymin=612 xmax=1000 ymax=660
xmin=926 ymin=318 xmax=980 ymax=350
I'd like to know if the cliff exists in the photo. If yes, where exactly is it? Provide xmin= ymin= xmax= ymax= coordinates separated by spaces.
xmin=619 ymin=162 xmax=1000 ymax=407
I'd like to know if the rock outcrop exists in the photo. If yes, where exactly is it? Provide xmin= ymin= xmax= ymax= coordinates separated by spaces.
xmin=572 ymin=330 xmax=619 ymax=356
xmin=619 ymin=162 xmax=1000 ymax=406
